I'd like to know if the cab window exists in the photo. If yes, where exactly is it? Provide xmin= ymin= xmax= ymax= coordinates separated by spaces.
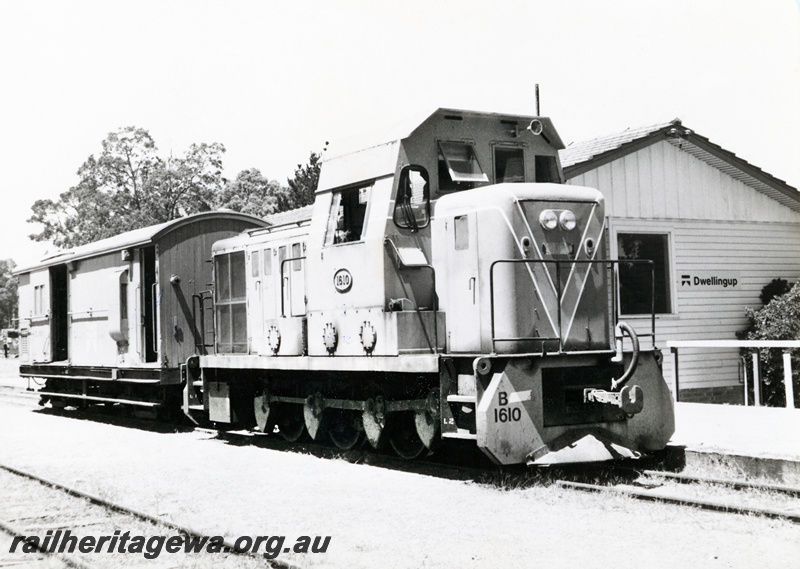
xmin=535 ymin=155 xmax=561 ymax=183
xmin=325 ymin=184 xmax=372 ymax=245
xmin=393 ymin=165 xmax=430 ymax=231
xmin=494 ymin=146 xmax=525 ymax=183
xmin=438 ymin=141 xmax=488 ymax=192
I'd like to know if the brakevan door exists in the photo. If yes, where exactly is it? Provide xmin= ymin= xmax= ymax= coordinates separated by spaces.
xmin=141 ymin=246 xmax=158 ymax=362
xmin=49 ymin=265 xmax=69 ymax=361
xmin=446 ymin=213 xmax=482 ymax=352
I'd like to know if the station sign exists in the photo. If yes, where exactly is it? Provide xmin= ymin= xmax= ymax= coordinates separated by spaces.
xmin=679 ymin=272 xmax=741 ymax=289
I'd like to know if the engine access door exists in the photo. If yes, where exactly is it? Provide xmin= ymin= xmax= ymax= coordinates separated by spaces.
xmin=445 ymin=213 xmax=482 ymax=352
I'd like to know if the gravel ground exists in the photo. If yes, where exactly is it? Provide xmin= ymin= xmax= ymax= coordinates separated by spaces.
xmin=0 ymin=360 xmax=798 ymax=568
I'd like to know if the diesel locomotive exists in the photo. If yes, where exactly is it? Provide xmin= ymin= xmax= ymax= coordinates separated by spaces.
xmin=18 ymin=109 xmax=675 ymax=465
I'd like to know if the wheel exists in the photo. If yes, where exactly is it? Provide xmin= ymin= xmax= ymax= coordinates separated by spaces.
xmin=327 ymin=410 xmax=364 ymax=450
xmin=389 ymin=411 xmax=428 ymax=460
xmin=253 ymin=393 xmax=274 ymax=433
xmin=276 ymin=405 xmax=307 ymax=442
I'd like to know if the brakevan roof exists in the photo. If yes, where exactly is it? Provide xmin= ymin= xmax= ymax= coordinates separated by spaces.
xmin=15 ymin=211 xmax=268 ymax=274
xmin=262 ymin=204 xmax=314 ymax=227
xmin=560 ymin=119 xmax=800 ymax=213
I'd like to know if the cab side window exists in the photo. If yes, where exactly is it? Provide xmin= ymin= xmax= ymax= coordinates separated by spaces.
xmin=325 ymin=184 xmax=372 ymax=245
xmin=393 ymin=165 xmax=430 ymax=232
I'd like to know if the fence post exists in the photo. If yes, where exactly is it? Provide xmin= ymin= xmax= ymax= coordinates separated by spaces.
xmin=743 ymin=355 xmax=749 ymax=407
xmin=670 ymin=347 xmax=680 ymax=402
xmin=784 ymin=350 xmax=795 ymax=409
xmin=752 ymin=352 xmax=761 ymax=407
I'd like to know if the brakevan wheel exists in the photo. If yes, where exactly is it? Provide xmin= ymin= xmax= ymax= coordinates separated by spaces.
xmin=327 ymin=410 xmax=364 ymax=450
xmin=389 ymin=411 xmax=428 ymax=460
xmin=276 ymin=404 xmax=307 ymax=442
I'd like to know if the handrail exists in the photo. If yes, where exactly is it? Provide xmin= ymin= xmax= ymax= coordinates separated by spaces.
xmin=666 ymin=340 xmax=798 ymax=408
xmin=68 ymin=308 xmax=109 ymax=319
xmin=489 ymin=258 xmax=656 ymax=354
xmin=192 ymin=290 xmax=215 ymax=354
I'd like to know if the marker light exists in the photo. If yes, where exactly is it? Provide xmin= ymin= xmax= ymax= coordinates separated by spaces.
xmin=559 ymin=210 xmax=577 ymax=231
xmin=539 ymin=209 xmax=558 ymax=230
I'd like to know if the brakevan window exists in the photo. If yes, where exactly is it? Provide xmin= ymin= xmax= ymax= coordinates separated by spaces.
xmin=617 ymin=233 xmax=672 ymax=315
xmin=34 ymin=285 xmax=44 ymax=315
xmin=325 ymin=184 xmax=372 ymax=245
xmin=215 ymin=251 xmax=247 ymax=353
xmin=438 ymin=141 xmax=488 ymax=192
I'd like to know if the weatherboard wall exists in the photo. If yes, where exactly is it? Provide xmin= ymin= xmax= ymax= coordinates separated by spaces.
xmin=567 ymin=139 xmax=800 ymax=401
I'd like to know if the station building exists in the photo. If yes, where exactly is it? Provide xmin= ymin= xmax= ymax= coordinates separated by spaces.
xmin=561 ymin=119 xmax=800 ymax=404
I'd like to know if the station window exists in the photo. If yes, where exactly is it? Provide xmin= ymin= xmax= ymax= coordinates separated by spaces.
xmin=325 ymin=184 xmax=372 ymax=245
xmin=617 ymin=233 xmax=672 ymax=315
xmin=438 ymin=141 xmax=488 ymax=192
xmin=393 ymin=165 xmax=430 ymax=231
xmin=535 ymin=155 xmax=561 ymax=183
xmin=215 ymin=251 xmax=247 ymax=353
xmin=494 ymin=147 xmax=525 ymax=183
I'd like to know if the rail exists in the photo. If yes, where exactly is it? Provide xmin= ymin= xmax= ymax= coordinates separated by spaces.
xmin=666 ymin=340 xmax=800 ymax=408
xmin=489 ymin=258 xmax=655 ymax=354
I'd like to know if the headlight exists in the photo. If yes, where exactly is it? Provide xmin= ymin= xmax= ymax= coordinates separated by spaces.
xmin=539 ymin=209 xmax=558 ymax=230
xmin=559 ymin=210 xmax=577 ymax=231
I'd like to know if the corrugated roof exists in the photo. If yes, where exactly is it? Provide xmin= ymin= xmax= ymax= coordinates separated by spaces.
xmin=560 ymin=119 xmax=681 ymax=168
xmin=560 ymin=119 xmax=800 ymax=213
xmin=17 ymin=211 xmax=267 ymax=273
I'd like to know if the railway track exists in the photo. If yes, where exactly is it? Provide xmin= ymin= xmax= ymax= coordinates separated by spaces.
xmin=555 ymin=469 xmax=800 ymax=523
xmin=0 ymin=463 xmax=287 ymax=568
xmin=207 ymin=427 xmax=800 ymax=523
xmin=3 ymin=385 xmax=799 ymax=527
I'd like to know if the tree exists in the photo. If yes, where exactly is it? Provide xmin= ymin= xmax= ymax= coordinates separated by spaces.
xmin=0 ymin=260 xmax=17 ymax=329
xmin=218 ymin=169 xmax=294 ymax=217
xmin=287 ymin=146 xmax=326 ymax=208
xmin=738 ymin=281 xmax=799 ymax=407
xmin=28 ymin=127 xmax=228 ymax=248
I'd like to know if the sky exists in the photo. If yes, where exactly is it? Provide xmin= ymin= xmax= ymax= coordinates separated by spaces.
xmin=1 ymin=0 xmax=799 ymax=268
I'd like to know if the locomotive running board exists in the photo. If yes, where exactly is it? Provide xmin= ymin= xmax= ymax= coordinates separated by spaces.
xmin=35 ymin=391 xmax=162 ymax=408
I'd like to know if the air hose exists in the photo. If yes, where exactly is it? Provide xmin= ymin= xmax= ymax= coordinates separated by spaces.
xmin=610 ymin=321 xmax=639 ymax=391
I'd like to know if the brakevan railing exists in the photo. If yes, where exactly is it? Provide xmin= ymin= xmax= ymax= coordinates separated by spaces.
xmin=489 ymin=259 xmax=655 ymax=354
xmin=666 ymin=340 xmax=800 ymax=408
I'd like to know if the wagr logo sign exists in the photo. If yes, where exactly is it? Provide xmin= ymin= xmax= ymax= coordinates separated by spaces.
xmin=680 ymin=272 xmax=740 ymax=288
